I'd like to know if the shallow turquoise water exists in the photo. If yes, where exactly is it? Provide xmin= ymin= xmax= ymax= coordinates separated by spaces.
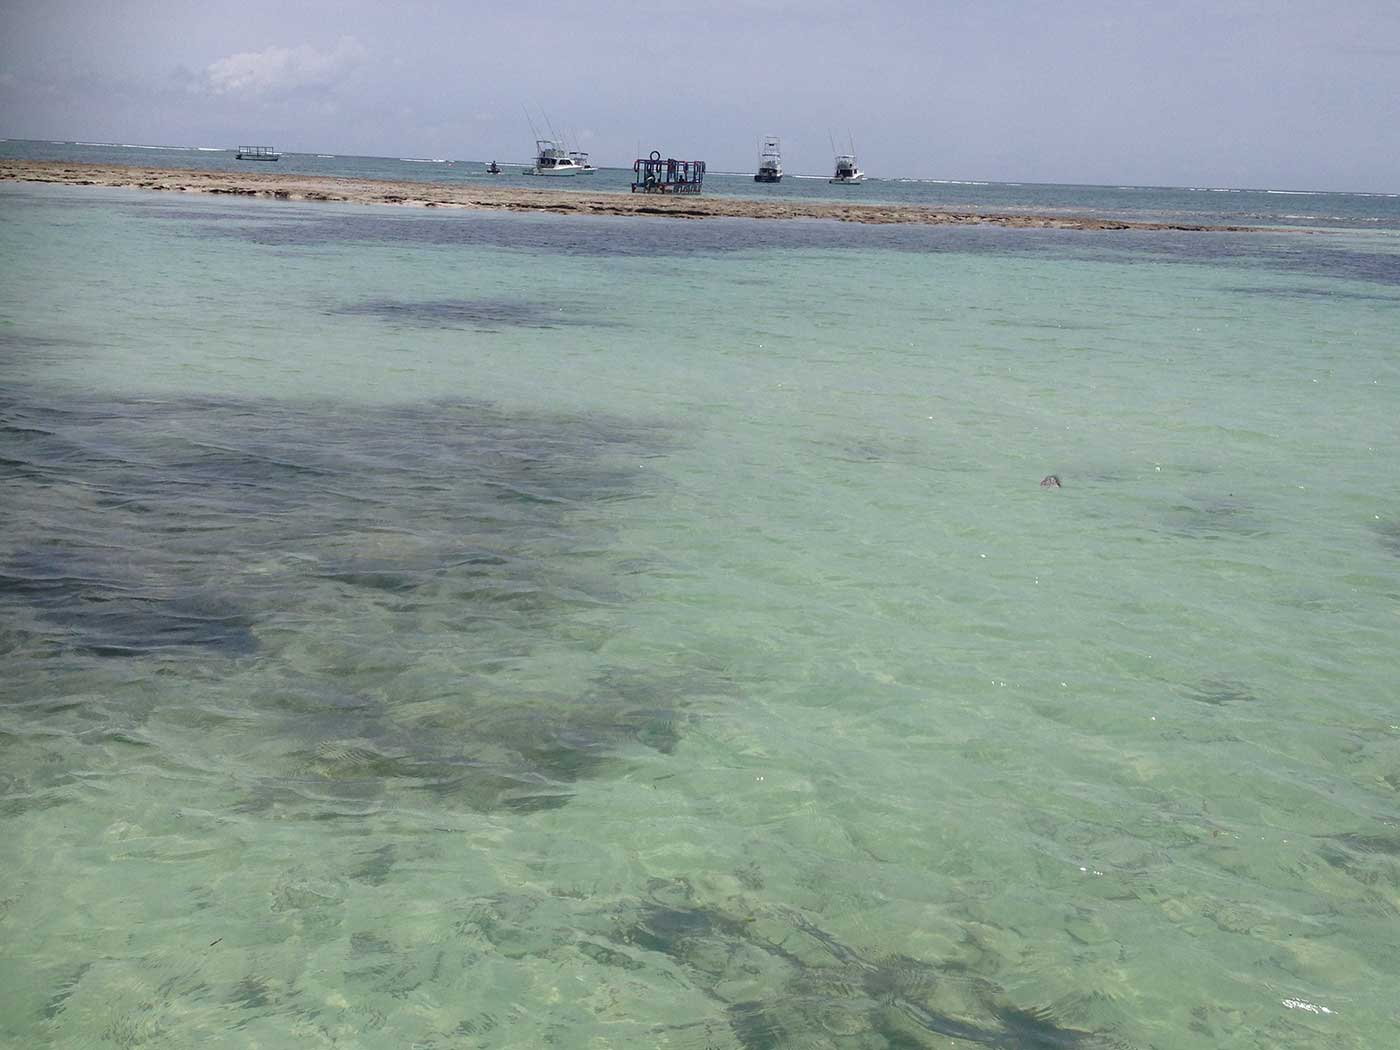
xmin=2 ymin=183 xmax=1398 ymax=1048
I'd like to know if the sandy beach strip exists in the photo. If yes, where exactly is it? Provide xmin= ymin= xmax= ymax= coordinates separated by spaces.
xmin=1 ymin=159 xmax=1259 ymax=231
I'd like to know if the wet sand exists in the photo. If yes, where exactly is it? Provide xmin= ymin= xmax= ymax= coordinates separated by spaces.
xmin=1 ymin=159 xmax=1260 ymax=231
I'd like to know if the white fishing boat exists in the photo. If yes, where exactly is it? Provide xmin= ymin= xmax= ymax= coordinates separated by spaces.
xmin=829 ymin=154 xmax=864 ymax=184
xmin=524 ymin=140 xmax=584 ymax=176
xmin=568 ymin=151 xmax=597 ymax=174
xmin=754 ymin=136 xmax=783 ymax=183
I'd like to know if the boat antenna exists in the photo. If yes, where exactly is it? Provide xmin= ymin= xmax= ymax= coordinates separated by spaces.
xmin=523 ymin=104 xmax=541 ymax=144
xmin=828 ymin=130 xmax=837 ymax=156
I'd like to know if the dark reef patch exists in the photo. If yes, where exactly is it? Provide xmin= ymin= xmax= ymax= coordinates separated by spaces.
xmin=1159 ymin=495 xmax=1268 ymax=540
xmin=1184 ymin=677 xmax=1259 ymax=706
xmin=726 ymin=1001 xmax=785 ymax=1050
xmin=243 ymin=665 xmax=711 ymax=815
xmin=332 ymin=297 xmax=609 ymax=332
xmin=1373 ymin=518 xmax=1400 ymax=557
xmin=0 ymin=330 xmax=92 ymax=366
xmin=0 ymin=545 xmax=257 ymax=658
xmin=1316 ymin=830 xmax=1400 ymax=891
xmin=598 ymin=882 xmax=1119 ymax=1049
xmin=2 ymin=384 xmax=713 ymax=814
xmin=0 ymin=387 xmax=656 ymax=662
xmin=38 ymin=962 xmax=92 ymax=1021
xmin=349 ymin=844 xmax=397 ymax=886
xmin=1081 ymin=235 xmax=1400 ymax=288
xmin=1220 ymin=284 xmax=1400 ymax=304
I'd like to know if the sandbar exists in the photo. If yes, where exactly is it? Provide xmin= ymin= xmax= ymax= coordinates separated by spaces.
xmin=1 ymin=159 xmax=1259 ymax=231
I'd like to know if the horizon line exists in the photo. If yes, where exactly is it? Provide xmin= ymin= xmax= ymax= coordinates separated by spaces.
xmin=2 ymin=137 xmax=1397 ymax=198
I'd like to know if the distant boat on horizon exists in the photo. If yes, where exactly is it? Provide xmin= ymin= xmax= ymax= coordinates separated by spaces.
xmin=828 ymin=132 xmax=864 ymax=185
xmin=754 ymin=136 xmax=783 ymax=183
xmin=236 ymin=145 xmax=280 ymax=162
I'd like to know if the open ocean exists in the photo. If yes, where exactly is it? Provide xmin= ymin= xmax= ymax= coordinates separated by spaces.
xmin=1 ymin=151 xmax=1398 ymax=1049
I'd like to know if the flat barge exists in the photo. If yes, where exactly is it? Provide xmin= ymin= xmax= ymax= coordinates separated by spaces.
xmin=631 ymin=151 xmax=705 ymax=194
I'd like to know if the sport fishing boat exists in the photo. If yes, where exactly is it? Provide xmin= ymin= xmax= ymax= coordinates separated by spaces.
xmin=569 ymin=151 xmax=597 ymax=174
xmin=829 ymin=153 xmax=864 ymax=184
xmin=524 ymin=140 xmax=584 ymax=176
xmin=754 ymin=136 xmax=783 ymax=183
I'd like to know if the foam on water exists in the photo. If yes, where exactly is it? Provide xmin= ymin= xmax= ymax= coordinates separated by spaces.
xmin=1 ymin=182 xmax=1397 ymax=1049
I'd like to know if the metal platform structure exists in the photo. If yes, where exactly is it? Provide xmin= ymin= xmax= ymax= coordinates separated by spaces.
xmin=236 ymin=146 xmax=280 ymax=162
xmin=631 ymin=151 xmax=705 ymax=194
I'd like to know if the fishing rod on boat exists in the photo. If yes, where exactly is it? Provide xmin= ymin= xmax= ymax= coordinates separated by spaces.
xmin=523 ymin=104 xmax=541 ymax=145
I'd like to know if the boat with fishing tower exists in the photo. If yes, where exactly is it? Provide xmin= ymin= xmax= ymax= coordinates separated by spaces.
xmin=524 ymin=140 xmax=585 ymax=176
xmin=754 ymin=136 xmax=783 ymax=183
xmin=829 ymin=153 xmax=865 ymax=184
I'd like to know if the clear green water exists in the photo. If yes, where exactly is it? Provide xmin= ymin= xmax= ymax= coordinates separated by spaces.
xmin=2 ymin=184 xmax=1398 ymax=1048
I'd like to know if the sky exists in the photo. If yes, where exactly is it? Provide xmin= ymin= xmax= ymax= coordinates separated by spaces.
xmin=1 ymin=0 xmax=1398 ymax=192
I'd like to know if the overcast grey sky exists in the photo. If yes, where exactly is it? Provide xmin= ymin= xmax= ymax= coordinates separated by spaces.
xmin=2 ymin=1 xmax=1397 ymax=191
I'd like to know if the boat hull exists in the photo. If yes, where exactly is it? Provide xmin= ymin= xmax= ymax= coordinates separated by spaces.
xmin=754 ymin=172 xmax=782 ymax=183
xmin=525 ymin=167 xmax=582 ymax=176
xmin=829 ymin=175 xmax=865 ymax=184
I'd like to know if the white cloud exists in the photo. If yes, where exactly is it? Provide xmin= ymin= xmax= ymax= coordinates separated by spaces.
xmin=205 ymin=37 xmax=366 ymax=96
